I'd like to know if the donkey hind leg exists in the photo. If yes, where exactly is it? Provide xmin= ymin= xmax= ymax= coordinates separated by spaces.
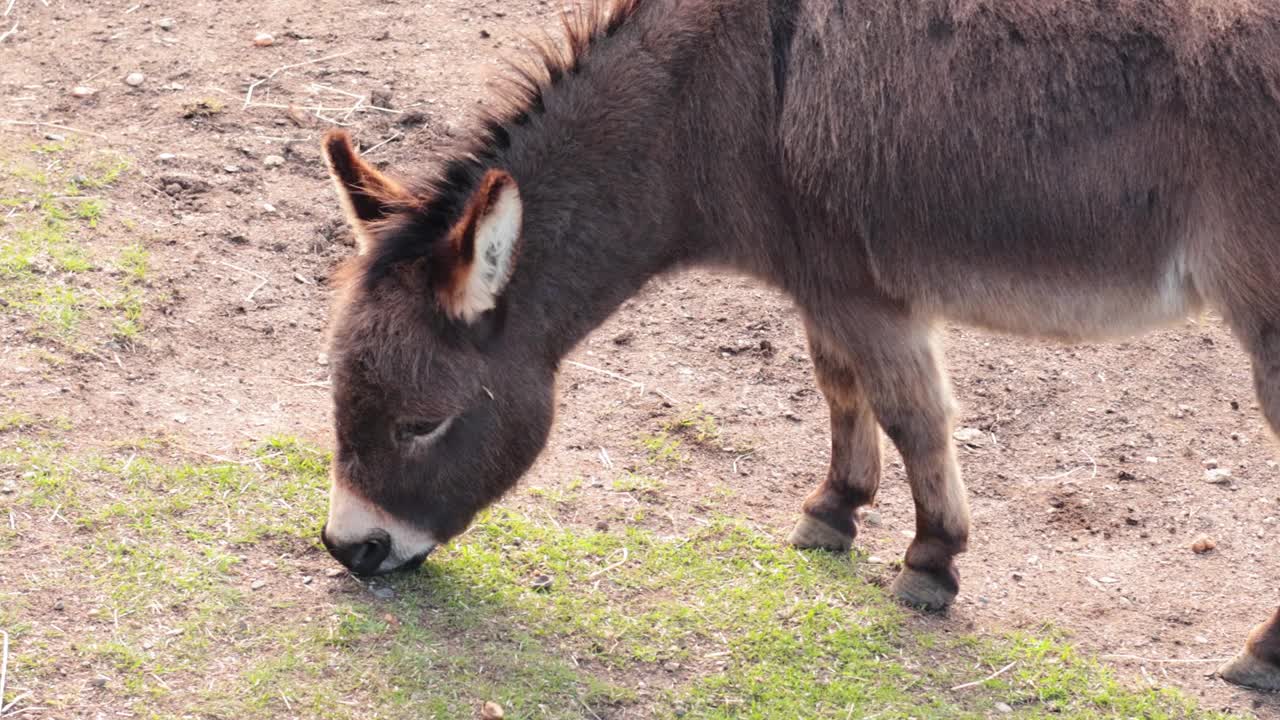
xmin=787 ymin=326 xmax=882 ymax=552
xmin=810 ymin=315 xmax=970 ymax=610
xmin=1218 ymin=321 xmax=1280 ymax=689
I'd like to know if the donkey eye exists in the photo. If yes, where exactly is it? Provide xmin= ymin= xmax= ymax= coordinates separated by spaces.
xmin=396 ymin=419 xmax=443 ymax=442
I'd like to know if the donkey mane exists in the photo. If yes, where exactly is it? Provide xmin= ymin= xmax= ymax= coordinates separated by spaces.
xmin=335 ymin=0 xmax=645 ymax=293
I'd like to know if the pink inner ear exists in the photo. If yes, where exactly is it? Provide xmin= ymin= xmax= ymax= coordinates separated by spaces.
xmin=431 ymin=170 xmax=516 ymax=321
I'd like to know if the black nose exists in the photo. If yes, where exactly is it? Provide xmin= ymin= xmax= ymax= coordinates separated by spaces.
xmin=322 ymin=526 xmax=392 ymax=576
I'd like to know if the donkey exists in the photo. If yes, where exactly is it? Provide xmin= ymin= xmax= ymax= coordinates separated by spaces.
xmin=316 ymin=0 xmax=1280 ymax=690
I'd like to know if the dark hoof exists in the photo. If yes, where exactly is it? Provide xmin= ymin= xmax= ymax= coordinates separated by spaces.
xmin=787 ymin=514 xmax=853 ymax=552
xmin=890 ymin=566 xmax=957 ymax=611
xmin=1218 ymin=651 xmax=1280 ymax=691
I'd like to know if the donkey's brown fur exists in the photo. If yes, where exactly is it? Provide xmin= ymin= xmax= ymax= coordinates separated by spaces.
xmin=318 ymin=0 xmax=1280 ymax=690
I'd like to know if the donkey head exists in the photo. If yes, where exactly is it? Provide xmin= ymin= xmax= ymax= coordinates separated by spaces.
xmin=318 ymin=130 xmax=555 ymax=575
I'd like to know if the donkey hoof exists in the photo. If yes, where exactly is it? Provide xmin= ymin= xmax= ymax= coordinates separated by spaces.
xmin=891 ymin=566 xmax=956 ymax=611
xmin=787 ymin=514 xmax=852 ymax=552
xmin=1218 ymin=651 xmax=1280 ymax=691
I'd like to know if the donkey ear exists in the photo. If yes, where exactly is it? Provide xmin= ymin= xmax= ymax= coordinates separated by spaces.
xmin=436 ymin=169 xmax=523 ymax=323
xmin=321 ymin=129 xmax=411 ymax=254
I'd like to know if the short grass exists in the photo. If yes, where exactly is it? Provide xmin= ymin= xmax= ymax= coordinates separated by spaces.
xmin=0 ymin=138 xmax=149 ymax=348
xmin=0 ymin=426 xmax=1247 ymax=719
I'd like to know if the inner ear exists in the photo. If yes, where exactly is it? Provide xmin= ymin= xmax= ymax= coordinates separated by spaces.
xmin=321 ymin=129 xmax=413 ymax=253
xmin=435 ymin=169 xmax=523 ymax=323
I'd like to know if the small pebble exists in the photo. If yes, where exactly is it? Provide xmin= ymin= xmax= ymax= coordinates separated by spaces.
xmin=995 ymin=702 xmax=1013 ymax=714
xmin=481 ymin=701 xmax=505 ymax=720
xmin=1011 ymin=571 xmax=1024 ymax=581
xmin=91 ymin=676 xmax=109 ymax=689
xmin=530 ymin=574 xmax=553 ymax=591
xmin=952 ymin=427 xmax=985 ymax=447
xmin=72 ymin=85 xmax=98 ymax=98
xmin=254 ymin=32 xmax=275 ymax=47
xmin=224 ymin=165 xmax=241 ymax=173
xmin=156 ymin=152 xmax=177 ymax=162
xmin=325 ymin=567 xmax=345 ymax=578
xmin=1191 ymin=534 xmax=1217 ymax=554
xmin=0 ymin=482 xmax=16 ymax=494
xmin=594 ymin=520 xmax=609 ymax=532
xmin=263 ymin=202 xmax=276 ymax=212
xmin=125 ymin=72 xmax=146 ymax=87
xmin=157 ymin=17 xmax=175 ymax=30
xmin=44 ymin=132 xmax=65 ymax=142
xmin=1204 ymin=468 xmax=1233 ymax=485
xmin=251 ymin=579 xmax=266 ymax=590
xmin=1204 ymin=458 xmax=1219 ymax=469
xmin=302 ymin=575 xmax=313 ymax=585
xmin=862 ymin=509 xmax=883 ymax=527
xmin=263 ymin=154 xmax=285 ymax=168
xmin=53 ymin=599 xmax=65 ymax=611
xmin=371 ymin=586 xmax=394 ymax=599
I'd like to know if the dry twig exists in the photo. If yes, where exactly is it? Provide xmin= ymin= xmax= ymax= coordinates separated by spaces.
xmin=246 ymin=278 xmax=269 ymax=302
xmin=217 ymin=260 xmax=268 ymax=281
xmin=0 ymin=21 xmax=17 ymax=43
xmin=950 ymin=660 xmax=1017 ymax=691
xmin=243 ymin=49 xmax=357 ymax=109
xmin=361 ymin=131 xmax=402 ymax=155
xmin=0 ymin=629 xmax=8 ymax=716
xmin=565 ymin=359 xmax=678 ymax=405
xmin=1101 ymin=654 xmax=1230 ymax=665
xmin=0 ymin=119 xmax=103 ymax=138
xmin=586 ymin=547 xmax=629 ymax=579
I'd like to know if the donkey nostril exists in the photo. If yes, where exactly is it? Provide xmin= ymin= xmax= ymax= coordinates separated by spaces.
xmin=350 ymin=538 xmax=387 ymax=571
xmin=327 ymin=529 xmax=392 ymax=575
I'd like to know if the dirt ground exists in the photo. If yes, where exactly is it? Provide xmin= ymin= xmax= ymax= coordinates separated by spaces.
xmin=2 ymin=0 xmax=1278 ymax=717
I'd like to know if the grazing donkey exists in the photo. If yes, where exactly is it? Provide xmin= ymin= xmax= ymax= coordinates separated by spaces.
xmin=316 ymin=0 xmax=1280 ymax=690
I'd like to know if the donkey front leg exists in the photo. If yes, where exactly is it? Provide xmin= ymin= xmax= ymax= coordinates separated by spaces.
xmin=787 ymin=324 xmax=882 ymax=551
xmin=809 ymin=313 xmax=970 ymax=610
xmin=1217 ymin=317 xmax=1280 ymax=689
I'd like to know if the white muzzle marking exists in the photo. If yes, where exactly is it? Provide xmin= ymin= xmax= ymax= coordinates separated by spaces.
xmin=327 ymin=482 xmax=438 ymax=572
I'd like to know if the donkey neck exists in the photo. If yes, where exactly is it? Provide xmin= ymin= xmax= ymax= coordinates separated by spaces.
xmin=490 ymin=2 xmax=734 ymax=362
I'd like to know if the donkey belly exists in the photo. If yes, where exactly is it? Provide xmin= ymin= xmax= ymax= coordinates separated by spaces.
xmin=918 ymin=250 xmax=1205 ymax=343
xmin=856 ymin=121 xmax=1208 ymax=343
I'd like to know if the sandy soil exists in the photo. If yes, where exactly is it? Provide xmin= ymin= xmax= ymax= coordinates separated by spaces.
xmin=1 ymin=0 xmax=1277 ymax=716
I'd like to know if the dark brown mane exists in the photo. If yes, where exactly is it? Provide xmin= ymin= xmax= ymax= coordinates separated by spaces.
xmin=333 ymin=0 xmax=645 ymax=295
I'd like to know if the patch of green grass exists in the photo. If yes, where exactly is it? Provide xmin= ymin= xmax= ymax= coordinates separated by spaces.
xmin=76 ymin=198 xmax=105 ymax=227
xmin=31 ymin=139 xmax=67 ymax=155
xmin=610 ymin=471 xmax=665 ymax=501
xmin=107 ymin=287 xmax=144 ymax=342
xmin=663 ymin=403 xmax=723 ymax=447
xmin=1 ymin=143 xmax=149 ymax=346
xmin=639 ymin=405 xmax=729 ymax=466
xmin=527 ymin=477 xmax=583 ymax=506
xmin=0 ymin=436 xmax=1247 ymax=720
xmin=0 ymin=412 xmax=38 ymax=432
xmin=118 ymin=243 xmax=148 ymax=281
xmin=76 ymin=153 xmax=131 ymax=189
xmin=639 ymin=430 xmax=686 ymax=465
